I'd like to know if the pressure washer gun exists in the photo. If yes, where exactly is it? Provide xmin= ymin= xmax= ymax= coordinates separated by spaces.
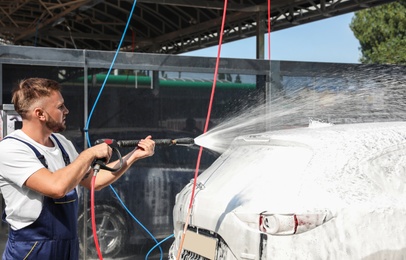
xmin=92 ymin=137 xmax=195 ymax=172
xmin=92 ymin=139 xmax=123 ymax=172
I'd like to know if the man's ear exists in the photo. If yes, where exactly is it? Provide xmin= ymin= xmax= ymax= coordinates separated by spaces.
xmin=34 ymin=107 xmax=46 ymax=120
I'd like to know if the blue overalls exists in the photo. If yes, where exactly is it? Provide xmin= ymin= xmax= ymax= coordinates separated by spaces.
xmin=2 ymin=134 xmax=79 ymax=260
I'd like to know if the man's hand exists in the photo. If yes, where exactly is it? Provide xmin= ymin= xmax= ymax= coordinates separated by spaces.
xmin=90 ymin=142 xmax=113 ymax=163
xmin=134 ymin=135 xmax=155 ymax=159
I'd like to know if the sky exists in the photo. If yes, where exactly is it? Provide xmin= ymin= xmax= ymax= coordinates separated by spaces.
xmin=184 ymin=12 xmax=361 ymax=64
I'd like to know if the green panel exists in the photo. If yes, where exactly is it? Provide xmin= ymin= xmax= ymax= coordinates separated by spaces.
xmin=75 ymin=74 xmax=256 ymax=89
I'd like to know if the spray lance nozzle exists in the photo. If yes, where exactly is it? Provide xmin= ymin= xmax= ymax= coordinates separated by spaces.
xmin=167 ymin=137 xmax=195 ymax=147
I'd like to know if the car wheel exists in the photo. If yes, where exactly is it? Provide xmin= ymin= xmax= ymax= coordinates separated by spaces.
xmin=78 ymin=204 xmax=127 ymax=258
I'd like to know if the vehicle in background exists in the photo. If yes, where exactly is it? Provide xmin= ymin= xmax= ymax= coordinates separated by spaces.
xmin=170 ymin=122 xmax=406 ymax=259
xmin=67 ymin=128 xmax=219 ymax=258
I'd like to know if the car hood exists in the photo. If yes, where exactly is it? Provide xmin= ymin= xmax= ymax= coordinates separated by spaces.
xmin=184 ymin=122 xmax=406 ymax=227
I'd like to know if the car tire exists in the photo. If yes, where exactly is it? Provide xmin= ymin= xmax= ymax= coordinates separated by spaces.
xmin=78 ymin=204 xmax=127 ymax=258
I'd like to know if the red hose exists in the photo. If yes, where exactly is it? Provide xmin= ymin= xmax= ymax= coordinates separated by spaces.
xmin=268 ymin=0 xmax=272 ymax=60
xmin=91 ymin=173 xmax=104 ymax=260
xmin=176 ymin=1 xmax=229 ymax=259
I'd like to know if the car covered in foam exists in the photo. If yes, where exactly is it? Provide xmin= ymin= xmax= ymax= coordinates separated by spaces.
xmin=169 ymin=121 xmax=406 ymax=259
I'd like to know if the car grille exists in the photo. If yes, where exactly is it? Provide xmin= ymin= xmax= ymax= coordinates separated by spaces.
xmin=181 ymin=250 xmax=210 ymax=260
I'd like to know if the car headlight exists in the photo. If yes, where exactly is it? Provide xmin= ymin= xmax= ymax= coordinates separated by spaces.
xmin=259 ymin=210 xmax=334 ymax=235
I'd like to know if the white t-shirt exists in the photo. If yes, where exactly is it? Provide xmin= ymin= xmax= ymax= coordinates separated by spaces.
xmin=0 ymin=130 xmax=79 ymax=230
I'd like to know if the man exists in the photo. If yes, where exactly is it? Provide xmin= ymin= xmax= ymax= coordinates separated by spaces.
xmin=0 ymin=78 xmax=155 ymax=259
xmin=182 ymin=117 xmax=202 ymax=137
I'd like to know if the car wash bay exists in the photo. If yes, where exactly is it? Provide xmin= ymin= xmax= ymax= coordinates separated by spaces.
xmin=1 ymin=45 xmax=405 ymax=259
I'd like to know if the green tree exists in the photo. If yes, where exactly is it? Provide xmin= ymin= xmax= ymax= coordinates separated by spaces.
xmin=350 ymin=0 xmax=406 ymax=65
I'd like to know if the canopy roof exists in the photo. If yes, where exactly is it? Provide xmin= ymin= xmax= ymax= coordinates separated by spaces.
xmin=0 ymin=0 xmax=395 ymax=54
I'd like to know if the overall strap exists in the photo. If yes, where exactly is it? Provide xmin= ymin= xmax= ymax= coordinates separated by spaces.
xmin=3 ymin=136 xmax=48 ymax=168
xmin=2 ymin=135 xmax=71 ymax=168
xmin=51 ymin=134 xmax=71 ymax=166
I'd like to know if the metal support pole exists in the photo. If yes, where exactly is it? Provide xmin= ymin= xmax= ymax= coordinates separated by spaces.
xmin=0 ymin=64 xmax=3 ymax=105
xmin=256 ymin=13 xmax=265 ymax=60
xmin=82 ymin=49 xmax=89 ymax=260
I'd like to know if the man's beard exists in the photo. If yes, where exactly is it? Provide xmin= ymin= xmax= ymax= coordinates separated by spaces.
xmin=45 ymin=115 xmax=66 ymax=133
